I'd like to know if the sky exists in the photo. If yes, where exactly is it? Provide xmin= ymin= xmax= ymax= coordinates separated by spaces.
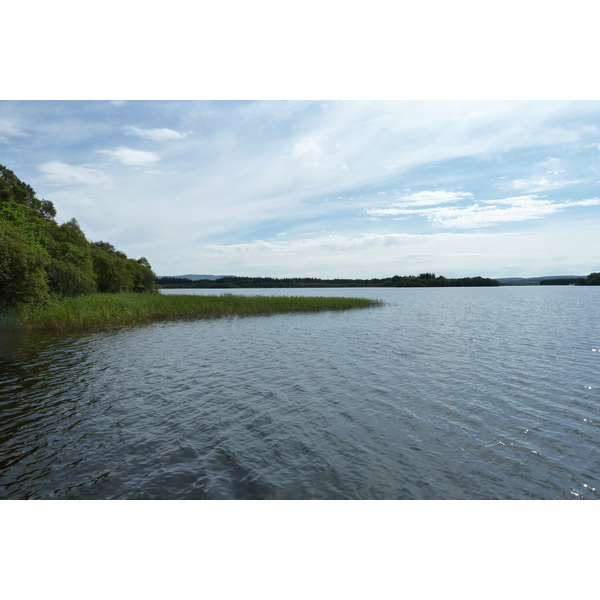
xmin=1 ymin=100 xmax=599 ymax=278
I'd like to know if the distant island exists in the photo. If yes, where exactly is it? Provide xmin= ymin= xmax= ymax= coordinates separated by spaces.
xmin=156 ymin=273 xmax=502 ymax=288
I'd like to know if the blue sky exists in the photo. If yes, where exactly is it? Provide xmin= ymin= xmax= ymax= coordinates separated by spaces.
xmin=2 ymin=100 xmax=599 ymax=278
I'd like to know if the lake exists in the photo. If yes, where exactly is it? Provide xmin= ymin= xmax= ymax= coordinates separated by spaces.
xmin=1 ymin=286 xmax=599 ymax=499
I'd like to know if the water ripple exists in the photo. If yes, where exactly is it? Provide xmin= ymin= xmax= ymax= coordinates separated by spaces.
xmin=1 ymin=286 xmax=600 ymax=499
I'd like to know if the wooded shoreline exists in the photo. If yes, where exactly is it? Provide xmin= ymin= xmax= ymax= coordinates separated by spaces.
xmin=156 ymin=273 xmax=502 ymax=289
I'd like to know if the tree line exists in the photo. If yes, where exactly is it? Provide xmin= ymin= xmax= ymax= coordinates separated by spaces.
xmin=0 ymin=165 xmax=157 ymax=308
xmin=156 ymin=273 xmax=502 ymax=288
xmin=575 ymin=273 xmax=600 ymax=286
xmin=540 ymin=278 xmax=580 ymax=285
xmin=540 ymin=274 xmax=600 ymax=286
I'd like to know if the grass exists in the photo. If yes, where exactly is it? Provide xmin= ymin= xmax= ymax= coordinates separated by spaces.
xmin=1 ymin=293 xmax=384 ymax=331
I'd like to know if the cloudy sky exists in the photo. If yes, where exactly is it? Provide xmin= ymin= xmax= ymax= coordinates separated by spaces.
xmin=1 ymin=100 xmax=599 ymax=278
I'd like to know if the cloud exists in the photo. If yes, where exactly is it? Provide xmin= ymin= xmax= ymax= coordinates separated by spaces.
xmin=511 ymin=175 xmax=580 ymax=192
xmin=507 ymin=156 xmax=582 ymax=192
xmin=367 ymin=195 xmax=600 ymax=228
xmin=183 ymin=221 xmax=599 ymax=280
xmin=45 ymin=191 xmax=96 ymax=210
xmin=391 ymin=190 xmax=473 ymax=207
xmin=482 ymin=194 xmax=547 ymax=206
xmin=203 ymin=232 xmax=492 ymax=265
xmin=97 ymin=146 xmax=161 ymax=166
xmin=569 ymin=197 xmax=600 ymax=207
xmin=39 ymin=161 xmax=111 ymax=185
xmin=424 ymin=203 xmax=559 ymax=228
xmin=0 ymin=119 xmax=26 ymax=143
xmin=195 ymin=231 xmax=528 ymax=278
xmin=124 ymin=126 xmax=187 ymax=141
xmin=292 ymin=135 xmax=324 ymax=158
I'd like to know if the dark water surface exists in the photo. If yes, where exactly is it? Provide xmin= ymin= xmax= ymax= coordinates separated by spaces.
xmin=1 ymin=286 xmax=599 ymax=499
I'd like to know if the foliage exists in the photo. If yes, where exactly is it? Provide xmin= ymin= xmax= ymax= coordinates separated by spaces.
xmin=91 ymin=243 xmax=159 ymax=293
xmin=575 ymin=272 xmax=600 ymax=286
xmin=539 ymin=278 xmax=579 ymax=285
xmin=0 ymin=222 xmax=50 ymax=307
xmin=45 ymin=218 xmax=97 ymax=296
xmin=0 ymin=164 xmax=157 ymax=307
xmin=0 ymin=164 xmax=56 ymax=221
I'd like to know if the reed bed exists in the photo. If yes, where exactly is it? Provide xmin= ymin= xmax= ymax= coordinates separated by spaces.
xmin=2 ymin=293 xmax=383 ymax=331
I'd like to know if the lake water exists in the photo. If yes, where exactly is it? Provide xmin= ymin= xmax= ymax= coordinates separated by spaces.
xmin=1 ymin=286 xmax=599 ymax=499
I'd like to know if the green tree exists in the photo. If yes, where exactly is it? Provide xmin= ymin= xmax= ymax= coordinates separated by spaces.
xmin=91 ymin=243 xmax=157 ymax=293
xmin=1 ymin=164 xmax=159 ymax=303
xmin=576 ymin=272 xmax=600 ymax=285
xmin=91 ymin=243 xmax=132 ymax=293
xmin=0 ymin=222 xmax=50 ymax=307
xmin=45 ymin=218 xmax=97 ymax=296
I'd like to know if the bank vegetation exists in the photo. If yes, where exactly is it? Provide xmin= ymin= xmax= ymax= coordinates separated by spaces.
xmin=1 ymin=293 xmax=383 ymax=331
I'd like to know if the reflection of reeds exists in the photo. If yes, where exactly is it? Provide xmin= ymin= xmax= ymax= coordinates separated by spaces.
xmin=3 ymin=293 xmax=383 ymax=331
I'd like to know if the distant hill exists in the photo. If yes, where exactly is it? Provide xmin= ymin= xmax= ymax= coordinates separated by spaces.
xmin=496 ymin=275 xmax=585 ymax=285
xmin=158 ymin=274 xmax=236 ymax=281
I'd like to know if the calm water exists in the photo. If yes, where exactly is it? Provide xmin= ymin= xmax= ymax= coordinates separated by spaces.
xmin=1 ymin=286 xmax=599 ymax=499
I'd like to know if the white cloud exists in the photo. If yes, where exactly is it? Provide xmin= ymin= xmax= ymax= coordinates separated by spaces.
xmin=184 ymin=223 xmax=599 ymax=279
xmin=570 ymin=197 xmax=600 ymax=207
xmin=292 ymin=135 xmax=324 ymax=158
xmin=511 ymin=175 xmax=580 ymax=191
xmin=424 ymin=203 xmax=560 ymax=228
xmin=367 ymin=195 xmax=600 ymax=228
xmin=97 ymin=146 xmax=160 ymax=166
xmin=195 ymin=231 xmax=534 ymax=278
xmin=203 ymin=232 xmax=493 ymax=268
xmin=39 ymin=161 xmax=111 ymax=185
xmin=45 ymin=190 xmax=96 ymax=208
xmin=393 ymin=190 xmax=473 ymax=207
xmin=482 ymin=194 xmax=546 ymax=206
xmin=508 ymin=155 xmax=581 ymax=192
xmin=124 ymin=126 xmax=187 ymax=141
xmin=0 ymin=119 xmax=26 ymax=142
